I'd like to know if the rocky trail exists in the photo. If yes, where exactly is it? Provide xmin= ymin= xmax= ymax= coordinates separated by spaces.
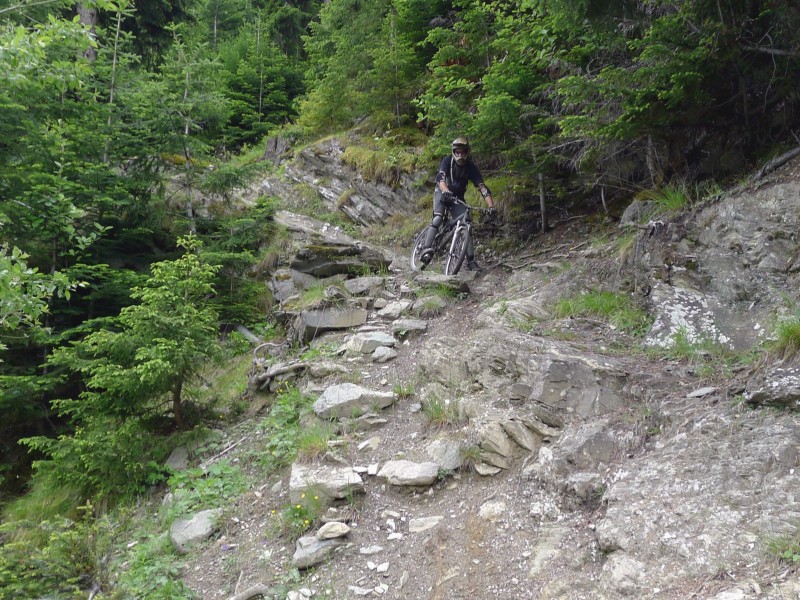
xmin=168 ymin=143 xmax=800 ymax=600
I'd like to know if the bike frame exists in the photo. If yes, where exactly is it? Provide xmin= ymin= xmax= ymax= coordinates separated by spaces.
xmin=410 ymin=201 xmax=489 ymax=274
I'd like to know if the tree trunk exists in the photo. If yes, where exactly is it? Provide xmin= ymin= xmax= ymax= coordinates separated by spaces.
xmin=77 ymin=3 xmax=98 ymax=61
xmin=103 ymin=7 xmax=125 ymax=163
xmin=539 ymin=172 xmax=548 ymax=232
xmin=173 ymin=380 xmax=184 ymax=429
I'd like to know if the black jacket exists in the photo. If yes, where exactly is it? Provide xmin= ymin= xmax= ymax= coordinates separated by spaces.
xmin=435 ymin=156 xmax=487 ymax=200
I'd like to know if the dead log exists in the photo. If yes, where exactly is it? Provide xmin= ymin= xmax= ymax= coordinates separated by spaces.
xmin=756 ymin=146 xmax=800 ymax=179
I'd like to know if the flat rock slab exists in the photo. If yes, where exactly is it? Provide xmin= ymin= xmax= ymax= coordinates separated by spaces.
xmin=313 ymin=383 xmax=395 ymax=418
xmin=170 ymin=508 xmax=222 ymax=553
xmin=294 ymin=308 xmax=369 ymax=343
xmin=344 ymin=276 xmax=386 ymax=296
xmin=293 ymin=535 xmax=346 ymax=569
xmin=391 ymin=318 xmax=428 ymax=337
xmin=289 ymin=463 xmax=364 ymax=503
xmin=341 ymin=332 xmax=398 ymax=354
xmin=408 ymin=516 xmax=443 ymax=533
xmin=377 ymin=460 xmax=440 ymax=486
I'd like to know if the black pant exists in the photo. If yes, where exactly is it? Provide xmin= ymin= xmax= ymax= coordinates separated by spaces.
xmin=423 ymin=190 xmax=473 ymax=259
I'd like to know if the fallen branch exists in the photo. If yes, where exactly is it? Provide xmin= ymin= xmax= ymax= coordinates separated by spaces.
xmin=226 ymin=583 xmax=277 ymax=600
xmin=251 ymin=361 xmax=308 ymax=385
xmin=199 ymin=436 xmax=248 ymax=471
xmin=756 ymin=146 xmax=800 ymax=179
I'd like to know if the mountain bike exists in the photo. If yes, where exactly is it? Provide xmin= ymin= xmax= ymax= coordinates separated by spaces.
xmin=409 ymin=201 xmax=491 ymax=275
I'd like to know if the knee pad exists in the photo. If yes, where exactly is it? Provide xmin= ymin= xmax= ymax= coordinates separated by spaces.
xmin=431 ymin=214 xmax=443 ymax=228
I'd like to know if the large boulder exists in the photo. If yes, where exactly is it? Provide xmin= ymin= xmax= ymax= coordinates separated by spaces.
xmin=312 ymin=383 xmax=395 ymax=418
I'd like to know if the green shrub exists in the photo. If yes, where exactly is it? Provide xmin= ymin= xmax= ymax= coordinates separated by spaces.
xmin=393 ymin=381 xmax=416 ymax=399
xmin=766 ymin=533 xmax=800 ymax=566
xmin=22 ymin=417 xmax=169 ymax=502
xmin=0 ymin=506 xmax=114 ymax=600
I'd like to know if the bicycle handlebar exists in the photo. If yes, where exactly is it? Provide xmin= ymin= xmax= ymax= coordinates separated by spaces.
xmin=450 ymin=199 xmax=491 ymax=214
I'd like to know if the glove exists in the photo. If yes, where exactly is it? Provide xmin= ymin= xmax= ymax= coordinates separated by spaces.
xmin=487 ymin=207 xmax=497 ymax=221
xmin=441 ymin=191 xmax=456 ymax=205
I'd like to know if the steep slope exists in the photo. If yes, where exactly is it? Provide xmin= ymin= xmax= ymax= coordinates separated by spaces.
xmin=173 ymin=150 xmax=800 ymax=600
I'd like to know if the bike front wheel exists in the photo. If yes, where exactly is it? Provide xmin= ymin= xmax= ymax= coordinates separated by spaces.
xmin=445 ymin=224 xmax=469 ymax=275
xmin=409 ymin=227 xmax=431 ymax=272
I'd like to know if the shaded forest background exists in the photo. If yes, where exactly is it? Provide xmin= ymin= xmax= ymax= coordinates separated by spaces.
xmin=1 ymin=0 xmax=800 ymax=596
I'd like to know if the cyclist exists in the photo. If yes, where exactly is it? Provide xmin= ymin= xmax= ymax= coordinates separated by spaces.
xmin=420 ymin=137 xmax=496 ymax=271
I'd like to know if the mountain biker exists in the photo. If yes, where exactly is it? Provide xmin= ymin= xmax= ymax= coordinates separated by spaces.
xmin=421 ymin=137 xmax=496 ymax=271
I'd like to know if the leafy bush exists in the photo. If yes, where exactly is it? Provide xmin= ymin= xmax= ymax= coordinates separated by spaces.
xmin=22 ymin=417 xmax=169 ymax=502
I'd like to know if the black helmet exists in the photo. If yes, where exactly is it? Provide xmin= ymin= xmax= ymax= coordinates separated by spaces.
xmin=451 ymin=137 xmax=470 ymax=166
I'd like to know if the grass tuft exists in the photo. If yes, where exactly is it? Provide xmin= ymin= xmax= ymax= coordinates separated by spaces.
xmin=296 ymin=423 xmax=335 ymax=461
xmin=772 ymin=309 xmax=800 ymax=360
xmin=552 ymin=289 xmax=652 ymax=336
xmin=422 ymin=393 xmax=465 ymax=428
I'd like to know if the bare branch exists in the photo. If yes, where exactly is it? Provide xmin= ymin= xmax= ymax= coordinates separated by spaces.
xmin=0 ymin=0 xmax=65 ymax=16
xmin=743 ymin=45 xmax=800 ymax=59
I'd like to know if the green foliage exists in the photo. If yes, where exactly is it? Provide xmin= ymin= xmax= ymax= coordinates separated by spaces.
xmin=299 ymin=0 xmax=446 ymax=134
xmin=0 ymin=245 xmax=72 ymax=351
xmin=166 ymin=460 xmax=247 ymax=517
xmin=23 ymin=417 xmax=170 ymax=502
xmin=1 ymin=472 xmax=85 ymax=544
xmin=198 ymin=196 xmax=279 ymax=324
xmin=278 ymin=492 xmax=324 ymax=539
xmin=256 ymin=385 xmax=315 ymax=473
xmin=16 ymin=238 xmax=221 ymax=501
xmin=114 ymin=529 xmax=195 ymax=600
xmin=217 ymin=16 xmax=305 ymax=147
xmin=341 ymin=144 xmax=418 ymax=186
xmin=553 ymin=290 xmax=652 ymax=335
xmin=296 ymin=423 xmax=335 ymax=461
xmin=47 ymin=236 xmax=221 ymax=427
xmin=766 ymin=531 xmax=800 ymax=566
xmin=0 ymin=506 xmax=115 ymax=600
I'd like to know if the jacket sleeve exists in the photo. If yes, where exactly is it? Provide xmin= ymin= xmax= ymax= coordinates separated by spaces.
xmin=435 ymin=156 xmax=449 ymax=185
xmin=468 ymin=163 xmax=492 ymax=197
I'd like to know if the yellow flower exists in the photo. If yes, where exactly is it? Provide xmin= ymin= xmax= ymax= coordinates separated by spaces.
xmin=301 ymin=493 xmax=306 ymax=499
xmin=296 ymin=504 xmax=301 ymax=509
xmin=314 ymin=496 xmax=319 ymax=500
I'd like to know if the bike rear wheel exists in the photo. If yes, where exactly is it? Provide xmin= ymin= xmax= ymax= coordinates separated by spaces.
xmin=409 ymin=227 xmax=431 ymax=272
xmin=445 ymin=225 xmax=469 ymax=275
